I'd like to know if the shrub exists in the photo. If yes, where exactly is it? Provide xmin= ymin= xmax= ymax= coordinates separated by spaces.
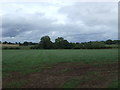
xmin=2 ymin=47 xmax=20 ymax=50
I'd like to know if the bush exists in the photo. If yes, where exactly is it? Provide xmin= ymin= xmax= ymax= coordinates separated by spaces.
xmin=2 ymin=47 xmax=20 ymax=50
xmin=30 ymin=45 xmax=40 ymax=49
xmin=3 ymin=47 xmax=8 ymax=50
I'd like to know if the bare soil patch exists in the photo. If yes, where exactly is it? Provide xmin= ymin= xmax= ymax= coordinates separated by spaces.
xmin=3 ymin=62 xmax=118 ymax=88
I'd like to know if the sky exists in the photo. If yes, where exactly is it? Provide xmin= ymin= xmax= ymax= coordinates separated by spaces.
xmin=0 ymin=2 xmax=118 ymax=43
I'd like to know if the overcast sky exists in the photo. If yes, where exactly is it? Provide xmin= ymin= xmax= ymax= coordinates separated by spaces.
xmin=0 ymin=2 xmax=118 ymax=43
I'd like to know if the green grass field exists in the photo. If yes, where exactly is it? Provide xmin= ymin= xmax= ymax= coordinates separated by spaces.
xmin=2 ymin=49 xmax=119 ymax=88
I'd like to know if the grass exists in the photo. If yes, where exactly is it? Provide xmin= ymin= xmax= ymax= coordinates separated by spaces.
xmin=62 ymin=70 xmax=118 ymax=88
xmin=2 ymin=49 xmax=119 ymax=88
xmin=2 ymin=49 xmax=118 ymax=77
xmin=5 ymin=79 xmax=26 ymax=88
xmin=108 ymin=78 xmax=119 ymax=88
xmin=62 ymin=79 xmax=80 ymax=88
xmin=19 ymin=45 xmax=34 ymax=49
xmin=61 ymin=71 xmax=98 ymax=88
xmin=2 ymin=45 xmax=34 ymax=49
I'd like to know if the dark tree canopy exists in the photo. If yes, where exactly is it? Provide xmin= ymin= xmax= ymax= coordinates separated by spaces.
xmin=105 ymin=39 xmax=113 ymax=45
xmin=54 ymin=37 xmax=70 ymax=49
xmin=39 ymin=36 xmax=53 ymax=49
xmin=2 ymin=35 xmax=119 ymax=49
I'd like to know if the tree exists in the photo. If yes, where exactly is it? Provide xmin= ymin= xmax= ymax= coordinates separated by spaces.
xmin=39 ymin=36 xmax=53 ymax=49
xmin=18 ymin=42 xmax=22 ymax=46
xmin=62 ymin=40 xmax=70 ymax=49
xmin=3 ymin=41 xmax=8 ymax=44
xmin=54 ymin=37 xmax=63 ymax=49
xmin=23 ymin=41 xmax=29 ymax=46
xmin=54 ymin=37 xmax=70 ymax=49
xmin=15 ymin=42 xmax=18 ymax=44
xmin=73 ymin=43 xmax=84 ymax=49
xmin=112 ymin=40 xmax=119 ymax=44
xmin=105 ymin=39 xmax=113 ymax=45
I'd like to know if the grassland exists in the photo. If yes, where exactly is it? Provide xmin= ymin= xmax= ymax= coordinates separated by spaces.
xmin=0 ymin=44 xmax=19 ymax=47
xmin=1 ymin=44 xmax=34 ymax=50
xmin=2 ymin=49 xmax=119 ymax=88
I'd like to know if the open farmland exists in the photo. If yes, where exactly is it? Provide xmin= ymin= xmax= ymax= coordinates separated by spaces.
xmin=2 ymin=49 xmax=119 ymax=88
xmin=0 ymin=44 xmax=19 ymax=47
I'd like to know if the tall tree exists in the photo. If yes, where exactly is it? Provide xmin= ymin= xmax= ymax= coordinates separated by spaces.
xmin=54 ymin=37 xmax=70 ymax=49
xmin=105 ymin=39 xmax=113 ymax=45
xmin=3 ymin=41 xmax=8 ymax=44
xmin=39 ymin=36 xmax=53 ymax=49
xmin=23 ymin=41 xmax=29 ymax=46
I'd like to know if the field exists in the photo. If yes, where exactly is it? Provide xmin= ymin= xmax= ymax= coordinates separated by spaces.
xmin=0 ymin=44 xmax=19 ymax=47
xmin=2 ymin=49 xmax=119 ymax=88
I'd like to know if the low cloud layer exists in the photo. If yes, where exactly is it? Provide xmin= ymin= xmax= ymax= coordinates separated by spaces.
xmin=1 ymin=2 xmax=118 ymax=42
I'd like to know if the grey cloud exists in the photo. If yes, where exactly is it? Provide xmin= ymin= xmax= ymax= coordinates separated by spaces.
xmin=2 ymin=13 xmax=56 ymax=37
xmin=2 ymin=2 xmax=118 ymax=42
xmin=59 ymin=2 xmax=117 ymax=26
xmin=57 ymin=2 xmax=118 ymax=40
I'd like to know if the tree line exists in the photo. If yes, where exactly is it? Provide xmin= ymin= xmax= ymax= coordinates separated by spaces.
xmin=1 ymin=36 xmax=119 ymax=49
xmin=31 ymin=36 xmax=119 ymax=49
xmin=0 ymin=41 xmax=37 ymax=46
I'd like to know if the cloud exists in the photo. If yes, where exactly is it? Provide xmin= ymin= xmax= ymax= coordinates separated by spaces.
xmin=1 ymin=2 xmax=118 ymax=42
xmin=58 ymin=2 xmax=118 ymax=40
xmin=2 ymin=12 xmax=55 ymax=36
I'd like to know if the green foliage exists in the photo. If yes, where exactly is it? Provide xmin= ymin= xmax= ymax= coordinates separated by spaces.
xmin=105 ymin=39 xmax=113 ymax=45
xmin=105 ymin=39 xmax=120 ymax=45
xmin=105 ymin=44 xmax=118 ymax=48
xmin=73 ymin=41 xmax=106 ymax=49
xmin=2 ymin=47 xmax=20 ymax=50
xmin=62 ymin=79 xmax=80 ymax=88
xmin=39 ymin=36 xmax=53 ymax=49
xmin=5 ymin=80 xmax=26 ymax=88
xmin=30 ymin=36 xmax=119 ymax=49
xmin=108 ymin=78 xmax=120 ymax=88
xmin=54 ymin=37 xmax=70 ymax=49
xmin=20 ymin=41 xmax=37 ymax=46
xmin=2 ymin=49 xmax=118 ymax=88
xmin=1 ymin=38 xmax=120 ymax=50
xmin=84 ymin=41 xmax=106 ymax=49
xmin=3 ymin=49 xmax=118 ymax=77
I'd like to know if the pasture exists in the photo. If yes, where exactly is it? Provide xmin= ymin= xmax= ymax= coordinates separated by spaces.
xmin=2 ymin=49 xmax=119 ymax=88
